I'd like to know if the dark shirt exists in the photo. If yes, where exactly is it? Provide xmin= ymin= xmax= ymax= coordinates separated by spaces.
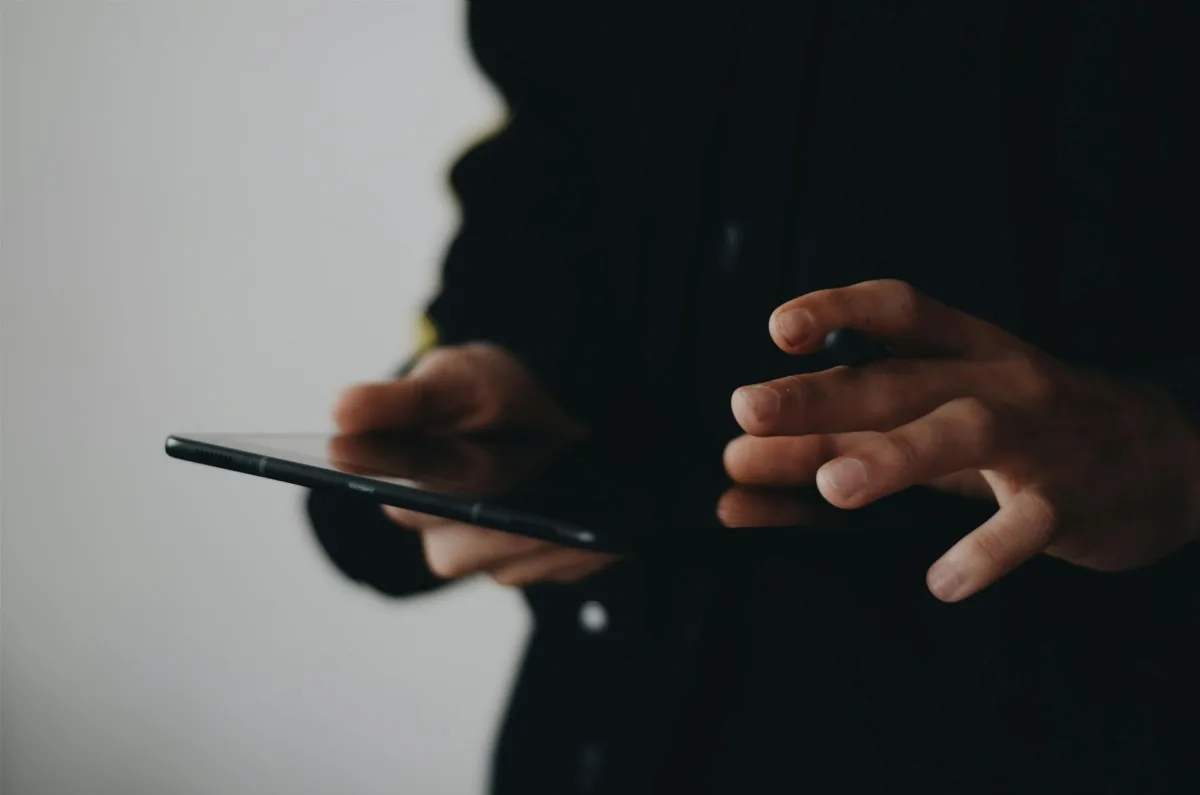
xmin=308 ymin=2 xmax=1200 ymax=792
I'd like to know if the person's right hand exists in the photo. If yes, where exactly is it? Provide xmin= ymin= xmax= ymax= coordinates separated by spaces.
xmin=333 ymin=343 xmax=616 ymax=586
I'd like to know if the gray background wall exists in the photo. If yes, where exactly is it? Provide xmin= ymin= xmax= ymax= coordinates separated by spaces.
xmin=2 ymin=3 xmax=529 ymax=792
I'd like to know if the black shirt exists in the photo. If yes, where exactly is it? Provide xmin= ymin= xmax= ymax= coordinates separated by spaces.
xmin=308 ymin=2 xmax=1200 ymax=792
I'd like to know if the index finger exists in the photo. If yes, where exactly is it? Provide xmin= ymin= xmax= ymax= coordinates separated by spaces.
xmin=768 ymin=279 xmax=1008 ymax=358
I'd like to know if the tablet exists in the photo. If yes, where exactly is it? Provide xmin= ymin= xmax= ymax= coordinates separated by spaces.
xmin=166 ymin=431 xmax=634 ymax=550
xmin=166 ymin=430 xmax=991 ymax=559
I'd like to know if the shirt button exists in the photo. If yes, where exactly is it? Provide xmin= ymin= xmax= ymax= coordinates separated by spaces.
xmin=578 ymin=600 xmax=609 ymax=634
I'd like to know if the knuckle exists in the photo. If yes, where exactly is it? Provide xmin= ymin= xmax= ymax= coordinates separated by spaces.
xmin=969 ymin=496 xmax=1060 ymax=573
xmin=879 ymin=430 xmax=923 ymax=471
xmin=877 ymin=279 xmax=924 ymax=328
xmin=469 ymin=398 xmax=505 ymax=430
xmin=411 ymin=345 xmax=456 ymax=376
xmin=953 ymin=397 xmax=999 ymax=450
xmin=967 ymin=527 xmax=1013 ymax=569
xmin=1021 ymin=492 xmax=1061 ymax=543
xmin=1008 ymin=353 xmax=1059 ymax=410
xmin=465 ymin=342 xmax=521 ymax=377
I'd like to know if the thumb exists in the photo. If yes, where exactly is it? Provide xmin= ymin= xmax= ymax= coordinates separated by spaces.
xmin=334 ymin=348 xmax=485 ymax=434
xmin=925 ymin=488 xmax=1056 ymax=602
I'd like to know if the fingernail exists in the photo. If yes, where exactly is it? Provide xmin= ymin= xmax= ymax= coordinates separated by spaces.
xmin=927 ymin=563 xmax=963 ymax=602
xmin=818 ymin=458 xmax=868 ymax=500
xmin=733 ymin=385 xmax=781 ymax=425
xmin=773 ymin=308 xmax=815 ymax=348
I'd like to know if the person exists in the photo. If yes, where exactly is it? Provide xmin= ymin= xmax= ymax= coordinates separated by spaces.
xmin=307 ymin=2 xmax=1200 ymax=792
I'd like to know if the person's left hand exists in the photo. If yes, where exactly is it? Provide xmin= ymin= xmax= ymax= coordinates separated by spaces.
xmin=332 ymin=347 xmax=617 ymax=588
xmin=327 ymin=421 xmax=616 ymax=589
xmin=725 ymin=279 xmax=1200 ymax=602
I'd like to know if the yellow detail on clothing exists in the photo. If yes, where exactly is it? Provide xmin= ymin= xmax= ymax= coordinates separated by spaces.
xmin=415 ymin=313 xmax=439 ymax=357
xmin=409 ymin=114 xmax=506 ymax=363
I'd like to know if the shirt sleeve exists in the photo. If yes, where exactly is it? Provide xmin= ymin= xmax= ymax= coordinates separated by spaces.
xmin=421 ymin=0 xmax=612 ymax=426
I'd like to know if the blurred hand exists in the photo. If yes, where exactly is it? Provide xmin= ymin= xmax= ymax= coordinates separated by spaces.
xmin=333 ymin=343 xmax=616 ymax=587
xmin=380 ymin=503 xmax=618 ymax=586
xmin=335 ymin=342 xmax=587 ymax=438
xmin=328 ymin=430 xmax=559 ymax=494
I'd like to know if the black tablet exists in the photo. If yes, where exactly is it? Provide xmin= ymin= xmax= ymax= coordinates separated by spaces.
xmin=166 ymin=432 xmax=630 ymax=548
xmin=166 ymin=429 xmax=993 ymax=563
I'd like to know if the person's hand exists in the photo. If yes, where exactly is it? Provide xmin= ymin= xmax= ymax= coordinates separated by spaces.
xmin=726 ymin=280 xmax=1200 ymax=602
xmin=379 ymin=501 xmax=617 ymax=587
xmin=333 ymin=343 xmax=616 ymax=587
xmin=329 ymin=430 xmax=559 ymax=495
xmin=335 ymin=342 xmax=586 ymax=438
